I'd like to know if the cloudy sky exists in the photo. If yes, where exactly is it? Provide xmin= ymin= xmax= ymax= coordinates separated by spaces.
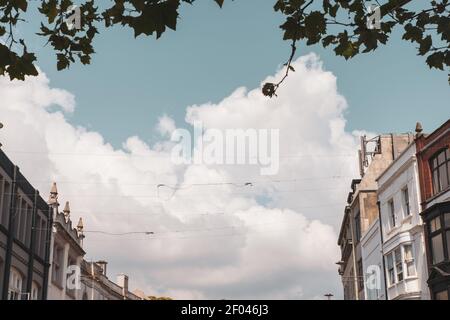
xmin=1 ymin=0 xmax=449 ymax=300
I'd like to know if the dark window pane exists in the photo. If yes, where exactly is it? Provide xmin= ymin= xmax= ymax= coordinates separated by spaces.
xmin=354 ymin=212 xmax=361 ymax=242
xmin=386 ymin=254 xmax=395 ymax=285
xmin=403 ymin=188 xmax=411 ymax=216
xmin=447 ymin=231 xmax=450 ymax=262
xmin=389 ymin=200 xmax=396 ymax=227
xmin=433 ymin=169 xmax=440 ymax=194
xmin=435 ymin=290 xmax=449 ymax=300
xmin=430 ymin=217 xmax=441 ymax=233
xmin=432 ymin=157 xmax=438 ymax=169
xmin=432 ymin=234 xmax=444 ymax=264
xmin=448 ymin=162 xmax=450 ymax=187
xmin=439 ymin=164 xmax=449 ymax=190
xmin=438 ymin=150 xmax=446 ymax=165
xmin=445 ymin=213 xmax=450 ymax=227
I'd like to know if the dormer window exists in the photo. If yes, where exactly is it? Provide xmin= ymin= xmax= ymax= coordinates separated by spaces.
xmin=430 ymin=148 xmax=450 ymax=195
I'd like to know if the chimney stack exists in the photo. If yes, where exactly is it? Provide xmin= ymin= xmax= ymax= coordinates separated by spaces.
xmin=117 ymin=274 xmax=129 ymax=299
xmin=96 ymin=260 xmax=108 ymax=276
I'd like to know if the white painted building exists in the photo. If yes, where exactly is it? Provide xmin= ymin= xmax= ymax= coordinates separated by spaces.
xmin=47 ymin=183 xmax=85 ymax=300
xmin=46 ymin=183 xmax=147 ymax=300
xmin=377 ymin=143 xmax=429 ymax=300
xmin=361 ymin=217 xmax=386 ymax=300
xmin=79 ymin=260 xmax=142 ymax=300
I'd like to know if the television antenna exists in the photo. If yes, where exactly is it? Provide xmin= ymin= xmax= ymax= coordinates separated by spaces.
xmin=358 ymin=135 xmax=381 ymax=177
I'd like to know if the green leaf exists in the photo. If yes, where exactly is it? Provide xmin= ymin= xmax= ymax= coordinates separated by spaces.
xmin=426 ymin=52 xmax=445 ymax=70
xmin=215 ymin=0 xmax=224 ymax=7
xmin=419 ymin=35 xmax=432 ymax=56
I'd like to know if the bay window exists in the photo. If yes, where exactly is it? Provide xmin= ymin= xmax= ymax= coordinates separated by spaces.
xmin=387 ymin=254 xmax=395 ymax=286
xmin=395 ymin=248 xmax=403 ymax=282
xmin=404 ymin=244 xmax=416 ymax=277
xmin=428 ymin=213 xmax=450 ymax=265
xmin=385 ymin=244 xmax=417 ymax=286
xmin=430 ymin=148 xmax=450 ymax=195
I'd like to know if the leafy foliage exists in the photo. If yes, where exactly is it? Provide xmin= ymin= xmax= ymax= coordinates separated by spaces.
xmin=0 ymin=0 xmax=449 ymax=93
xmin=265 ymin=0 xmax=450 ymax=96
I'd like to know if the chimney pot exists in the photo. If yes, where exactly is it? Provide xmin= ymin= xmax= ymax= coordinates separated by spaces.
xmin=117 ymin=274 xmax=129 ymax=297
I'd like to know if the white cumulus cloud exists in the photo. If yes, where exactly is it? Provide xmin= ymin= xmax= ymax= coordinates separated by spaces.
xmin=0 ymin=53 xmax=360 ymax=299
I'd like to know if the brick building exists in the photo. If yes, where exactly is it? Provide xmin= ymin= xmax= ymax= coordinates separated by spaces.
xmin=415 ymin=119 xmax=450 ymax=299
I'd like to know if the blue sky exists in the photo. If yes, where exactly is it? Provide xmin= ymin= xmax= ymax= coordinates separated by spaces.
xmin=4 ymin=0 xmax=449 ymax=299
xmin=18 ymin=0 xmax=450 ymax=147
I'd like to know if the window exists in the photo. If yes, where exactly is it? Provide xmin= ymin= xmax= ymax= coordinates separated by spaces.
xmin=404 ymin=244 xmax=416 ymax=277
xmin=35 ymin=212 xmax=48 ymax=259
xmin=15 ymin=198 xmax=31 ymax=246
xmin=386 ymin=244 xmax=416 ymax=286
xmin=0 ymin=259 xmax=3 ymax=290
xmin=435 ymin=290 xmax=449 ymax=300
xmin=19 ymin=199 xmax=27 ymax=244
xmin=354 ymin=211 xmax=361 ymax=243
xmin=430 ymin=148 xmax=450 ymax=195
xmin=31 ymin=282 xmax=40 ymax=300
xmin=0 ymin=175 xmax=4 ymax=226
xmin=357 ymin=259 xmax=364 ymax=291
xmin=387 ymin=254 xmax=395 ymax=286
xmin=34 ymin=215 xmax=42 ymax=256
xmin=13 ymin=196 xmax=22 ymax=240
xmin=431 ymin=216 xmax=441 ymax=232
xmin=445 ymin=212 xmax=450 ymax=228
xmin=39 ymin=216 xmax=47 ymax=258
xmin=428 ymin=214 xmax=450 ymax=265
xmin=395 ymin=248 xmax=403 ymax=282
xmin=25 ymin=204 xmax=32 ymax=247
xmin=402 ymin=187 xmax=411 ymax=216
xmin=1 ymin=179 xmax=11 ymax=227
xmin=446 ymin=230 xmax=450 ymax=262
xmin=8 ymin=268 xmax=23 ymax=300
xmin=52 ymin=245 xmax=63 ymax=286
xmin=431 ymin=234 xmax=445 ymax=264
xmin=388 ymin=199 xmax=396 ymax=228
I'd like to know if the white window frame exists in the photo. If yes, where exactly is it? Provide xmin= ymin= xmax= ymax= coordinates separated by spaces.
xmin=385 ymin=243 xmax=417 ymax=287
xmin=8 ymin=268 xmax=23 ymax=300
xmin=402 ymin=186 xmax=411 ymax=217
xmin=395 ymin=247 xmax=403 ymax=282
xmin=403 ymin=244 xmax=417 ymax=278
xmin=31 ymin=282 xmax=40 ymax=300
xmin=386 ymin=254 xmax=395 ymax=286
xmin=388 ymin=199 xmax=396 ymax=229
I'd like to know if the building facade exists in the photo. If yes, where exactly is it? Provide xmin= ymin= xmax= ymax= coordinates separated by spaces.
xmin=0 ymin=149 xmax=52 ymax=300
xmin=377 ymin=142 xmax=429 ymax=300
xmin=415 ymin=119 xmax=450 ymax=299
xmin=47 ymin=183 xmax=86 ymax=300
xmin=338 ymin=134 xmax=413 ymax=300
xmin=45 ymin=183 xmax=144 ymax=300
xmin=360 ymin=216 xmax=385 ymax=300
xmin=80 ymin=260 xmax=142 ymax=300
